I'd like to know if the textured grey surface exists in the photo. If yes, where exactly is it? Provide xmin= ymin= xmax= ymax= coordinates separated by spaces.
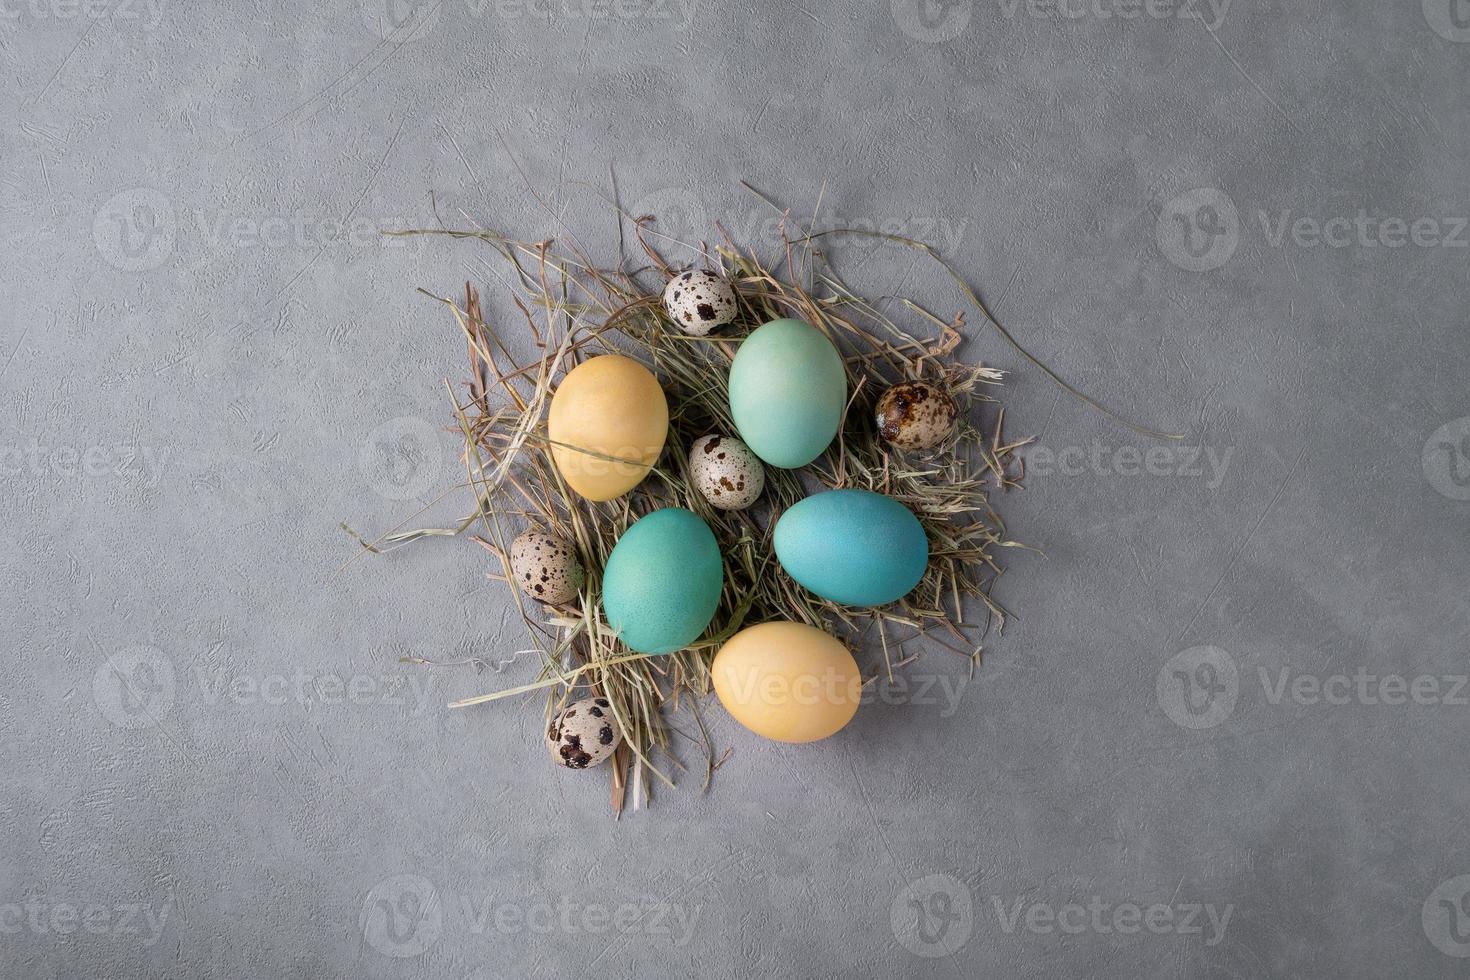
xmin=4 ymin=0 xmax=1470 ymax=976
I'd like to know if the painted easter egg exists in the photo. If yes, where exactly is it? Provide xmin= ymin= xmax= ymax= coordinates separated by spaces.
xmin=773 ymin=489 xmax=928 ymax=607
xmin=601 ymin=508 xmax=723 ymax=655
xmin=547 ymin=355 xmax=668 ymax=502
xmin=711 ymin=621 xmax=862 ymax=743
xmin=727 ymin=318 xmax=846 ymax=469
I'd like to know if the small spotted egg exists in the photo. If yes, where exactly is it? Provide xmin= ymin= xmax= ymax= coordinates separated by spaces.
xmin=875 ymin=381 xmax=959 ymax=451
xmin=689 ymin=435 xmax=765 ymax=511
xmin=509 ymin=529 xmax=585 ymax=605
xmin=546 ymin=697 xmax=622 ymax=769
xmin=662 ymin=270 xmax=738 ymax=336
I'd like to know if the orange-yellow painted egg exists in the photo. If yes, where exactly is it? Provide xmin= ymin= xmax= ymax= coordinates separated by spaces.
xmin=547 ymin=355 xmax=669 ymax=502
xmin=711 ymin=621 xmax=862 ymax=743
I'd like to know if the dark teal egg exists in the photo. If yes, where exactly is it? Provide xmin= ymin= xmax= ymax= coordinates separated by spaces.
xmin=773 ymin=489 xmax=928 ymax=607
xmin=601 ymin=508 xmax=724 ymax=654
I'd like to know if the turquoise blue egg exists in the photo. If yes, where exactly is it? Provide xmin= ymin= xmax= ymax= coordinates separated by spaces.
xmin=773 ymin=489 xmax=928 ymax=607
xmin=601 ymin=508 xmax=724 ymax=654
xmin=728 ymin=318 xmax=846 ymax=468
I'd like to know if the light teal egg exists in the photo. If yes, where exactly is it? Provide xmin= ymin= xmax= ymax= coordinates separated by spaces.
xmin=727 ymin=318 xmax=846 ymax=468
xmin=773 ymin=489 xmax=928 ymax=607
xmin=601 ymin=508 xmax=724 ymax=654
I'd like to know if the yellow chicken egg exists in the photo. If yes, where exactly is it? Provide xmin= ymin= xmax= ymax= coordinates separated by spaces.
xmin=547 ymin=355 xmax=669 ymax=502
xmin=711 ymin=621 xmax=863 ymax=743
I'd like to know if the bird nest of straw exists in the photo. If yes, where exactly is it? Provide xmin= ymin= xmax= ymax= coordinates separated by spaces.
xmin=346 ymin=186 xmax=1056 ymax=814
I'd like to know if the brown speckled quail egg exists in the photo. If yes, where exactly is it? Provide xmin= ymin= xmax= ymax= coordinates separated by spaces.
xmin=662 ymin=270 xmax=738 ymax=336
xmin=689 ymin=434 xmax=764 ymax=511
xmin=509 ymin=529 xmax=585 ymax=605
xmin=546 ymin=697 xmax=622 ymax=769
xmin=875 ymin=381 xmax=959 ymax=451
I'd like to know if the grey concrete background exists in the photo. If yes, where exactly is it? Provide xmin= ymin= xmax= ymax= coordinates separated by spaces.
xmin=3 ymin=0 xmax=1470 ymax=976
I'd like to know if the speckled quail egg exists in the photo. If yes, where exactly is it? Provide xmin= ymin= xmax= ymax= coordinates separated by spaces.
xmin=662 ymin=270 xmax=738 ymax=336
xmin=875 ymin=381 xmax=959 ymax=451
xmin=546 ymin=697 xmax=622 ymax=769
xmin=509 ymin=529 xmax=585 ymax=605
xmin=689 ymin=434 xmax=764 ymax=511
